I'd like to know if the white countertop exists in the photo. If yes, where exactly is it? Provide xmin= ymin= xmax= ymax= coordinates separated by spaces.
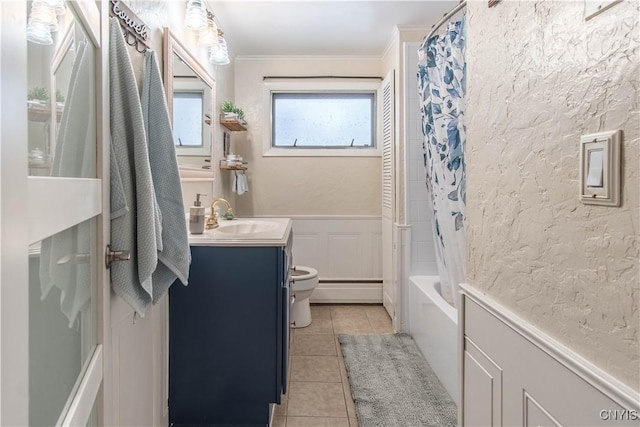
xmin=187 ymin=217 xmax=292 ymax=247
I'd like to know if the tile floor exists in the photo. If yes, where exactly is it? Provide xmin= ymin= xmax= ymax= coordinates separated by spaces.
xmin=273 ymin=304 xmax=394 ymax=427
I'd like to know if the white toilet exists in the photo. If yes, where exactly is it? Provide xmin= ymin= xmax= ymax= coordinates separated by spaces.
xmin=289 ymin=265 xmax=319 ymax=328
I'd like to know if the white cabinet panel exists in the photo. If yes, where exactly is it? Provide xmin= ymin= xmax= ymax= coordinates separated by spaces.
xmin=112 ymin=312 xmax=154 ymax=427
xmin=524 ymin=391 xmax=562 ymax=427
xmin=461 ymin=285 xmax=640 ymax=427
xmin=463 ymin=351 xmax=494 ymax=427
xmin=464 ymin=338 xmax=503 ymax=427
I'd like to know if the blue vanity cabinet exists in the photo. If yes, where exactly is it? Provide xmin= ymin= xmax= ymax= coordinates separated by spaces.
xmin=169 ymin=235 xmax=291 ymax=426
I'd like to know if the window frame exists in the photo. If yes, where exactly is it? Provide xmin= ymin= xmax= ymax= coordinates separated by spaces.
xmin=172 ymin=75 xmax=212 ymax=158
xmin=173 ymin=89 xmax=205 ymax=149
xmin=262 ymin=80 xmax=383 ymax=157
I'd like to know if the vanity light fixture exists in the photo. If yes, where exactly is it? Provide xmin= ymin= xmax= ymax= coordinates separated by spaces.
xmin=42 ymin=0 xmax=66 ymax=30
xmin=184 ymin=0 xmax=207 ymax=32
xmin=199 ymin=12 xmax=219 ymax=47
xmin=27 ymin=0 xmax=64 ymax=45
xmin=209 ymin=29 xmax=230 ymax=65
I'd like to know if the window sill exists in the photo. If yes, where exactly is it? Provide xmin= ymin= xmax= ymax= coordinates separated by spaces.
xmin=263 ymin=147 xmax=381 ymax=157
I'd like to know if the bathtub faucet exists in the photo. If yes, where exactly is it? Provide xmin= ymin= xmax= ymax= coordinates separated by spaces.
xmin=206 ymin=198 xmax=233 ymax=230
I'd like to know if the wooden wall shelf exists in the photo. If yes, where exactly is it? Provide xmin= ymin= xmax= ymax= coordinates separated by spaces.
xmin=220 ymin=118 xmax=247 ymax=132
xmin=219 ymin=159 xmax=247 ymax=171
xmin=220 ymin=164 xmax=247 ymax=171
xmin=27 ymin=102 xmax=63 ymax=122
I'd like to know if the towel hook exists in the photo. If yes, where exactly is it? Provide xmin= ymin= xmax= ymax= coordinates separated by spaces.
xmin=135 ymin=41 xmax=147 ymax=54
xmin=124 ymin=30 xmax=137 ymax=47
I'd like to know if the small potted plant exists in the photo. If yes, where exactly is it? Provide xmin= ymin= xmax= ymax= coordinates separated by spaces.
xmin=28 ymin=86 xmax=50 ymax=105
xmin=232 ymin=106 xmax=245 ymax=122
xmin=56 ymin=90 xmax=65 ymax=106
xmin=221 ymin=100 xmax=237 ymax=118
xmin=220 ymin=100 xmax=245 ymax=122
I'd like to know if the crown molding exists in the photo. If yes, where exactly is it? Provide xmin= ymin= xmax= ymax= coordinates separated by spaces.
xmin=381 ymin=28 xmax=399 ymax=61
xmin=396 ymin=24 xmax=429 ymax=33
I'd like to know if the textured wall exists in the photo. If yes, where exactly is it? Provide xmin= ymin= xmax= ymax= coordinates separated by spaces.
xmin=466 ymin=1 xmax=639 ymax=390
xmin=233 ymin=58 xmax=382 ymax=216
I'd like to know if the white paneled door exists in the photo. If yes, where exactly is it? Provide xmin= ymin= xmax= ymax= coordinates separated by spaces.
xmin=1 ymin=1 xmax=108 ymax=425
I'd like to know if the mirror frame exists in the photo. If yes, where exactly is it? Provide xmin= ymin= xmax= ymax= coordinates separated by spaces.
xmin=163 ymin=28 xmax=215 ymax=180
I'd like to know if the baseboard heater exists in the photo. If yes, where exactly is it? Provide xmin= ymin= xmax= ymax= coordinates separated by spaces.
xmin=319 ymin=279 xmax=383 ymax=284
xmin=310 ymin=279 xmax=384 ymax=303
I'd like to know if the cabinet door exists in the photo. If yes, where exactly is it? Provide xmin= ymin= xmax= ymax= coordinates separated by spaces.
xmin=170 ymin=246 xmax=281 ymax=424
xmin=279 ymin=240 xmax=292 ymax=397
xmin=282 ymin=275 xmax=290 ymax=395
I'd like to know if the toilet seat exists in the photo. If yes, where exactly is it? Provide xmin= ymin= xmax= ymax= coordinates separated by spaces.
xmin=289 ymin=265 xmax=319 ymax=328
xmin=291 ymin=265 xmax=318 ymax=281
xmin=290 ymin=266 xmax=318 ymax=292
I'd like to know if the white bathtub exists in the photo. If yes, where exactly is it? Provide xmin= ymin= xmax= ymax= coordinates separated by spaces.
xmin=408 ymin=275 xmax=459 ymax=405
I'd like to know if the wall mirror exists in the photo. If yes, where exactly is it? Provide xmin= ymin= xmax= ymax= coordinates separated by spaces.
xmin=163 ymin=28 xmax=215 ymax=179
xmin=28 ymin=7 xmax=97 ymax=179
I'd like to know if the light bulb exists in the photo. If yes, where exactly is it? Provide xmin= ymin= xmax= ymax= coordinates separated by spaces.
xmin=27 ymin=1 xmax=57 ymax=45
xmin=200 ymin=17 xmax=219 ymax=46
xmin=209 ymin=31 xmax=229 ymax=65
xmin=184 ymin=0 xmax=207 ymax=31
xmin=27 ymin=19 xmax=53 ymax=45
xmin=38 ymin=0 xmax=65 ymax=15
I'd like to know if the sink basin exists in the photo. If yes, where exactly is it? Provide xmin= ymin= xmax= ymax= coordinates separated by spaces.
xmin=216 ymin=220 xmax=279 ymax=235
xmin=188 ymin=217 xmax=292 ymax=247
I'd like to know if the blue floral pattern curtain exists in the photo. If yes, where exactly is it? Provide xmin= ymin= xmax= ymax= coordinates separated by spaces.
xmin=417 ymin=19 xmax=466 ymax=305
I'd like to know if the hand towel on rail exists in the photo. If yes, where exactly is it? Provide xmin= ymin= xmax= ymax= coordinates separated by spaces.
xmin=237 ymin=172 xmax=249 ymax=195
xmin=141 ymin=50 xmax=191 ymax=302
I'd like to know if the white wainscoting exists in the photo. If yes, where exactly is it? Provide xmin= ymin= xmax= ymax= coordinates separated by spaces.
xmin=460 ymin=284 xmax=640 ymax=427
xmin=280 ymin=216 xmax=382 ymax=303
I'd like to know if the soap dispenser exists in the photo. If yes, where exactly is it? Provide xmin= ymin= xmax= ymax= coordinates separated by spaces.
xmin=189 ymin=193 xmax=206 ymax=234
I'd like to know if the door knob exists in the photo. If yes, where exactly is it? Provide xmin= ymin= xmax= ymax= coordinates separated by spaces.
xmin=105 ymin=244 xmax=131 ymax=269
xmin=56 ymin=253 xmax=91 ymax=265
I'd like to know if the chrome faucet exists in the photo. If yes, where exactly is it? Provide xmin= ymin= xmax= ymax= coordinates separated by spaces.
xmin=206 ymin=198 xmax=233 ymax=230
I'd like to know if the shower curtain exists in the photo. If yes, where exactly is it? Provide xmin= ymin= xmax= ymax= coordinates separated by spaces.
xmin=417 ymin=19 xmax=466 ymax=306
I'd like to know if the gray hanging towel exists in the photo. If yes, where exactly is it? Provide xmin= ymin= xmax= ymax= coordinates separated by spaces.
xmin=109 ymin=17 xmax=162 ymax=316
xmin=141 ymin=50 xmax=191 ymax=302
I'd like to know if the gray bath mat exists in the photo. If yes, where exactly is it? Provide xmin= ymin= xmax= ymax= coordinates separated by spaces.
xmin=339 ymin=333 xmax=457 ymax=427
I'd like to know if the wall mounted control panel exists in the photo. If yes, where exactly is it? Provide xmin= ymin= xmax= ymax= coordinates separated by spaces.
xmin=579 ymin=129 xmax=621 ymax=207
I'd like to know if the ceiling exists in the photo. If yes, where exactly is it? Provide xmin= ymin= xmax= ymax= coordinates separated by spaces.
xmin=207 ymin=1 xmax=459 ymax=57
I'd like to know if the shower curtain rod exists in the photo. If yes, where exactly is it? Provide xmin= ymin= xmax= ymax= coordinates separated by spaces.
xmin=425 ymin=0 xmax=467 ymax=41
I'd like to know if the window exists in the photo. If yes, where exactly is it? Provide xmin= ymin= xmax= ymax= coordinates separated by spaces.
xmin=173 ymin=91 xmax=204 ymax=148
xmin=263 ymin=80 xmax=382 ymax=157
xmin=172 ymin=74 xmax=212 ymax=158
xmin=272 ymin=92 xmax=375 ymax=149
